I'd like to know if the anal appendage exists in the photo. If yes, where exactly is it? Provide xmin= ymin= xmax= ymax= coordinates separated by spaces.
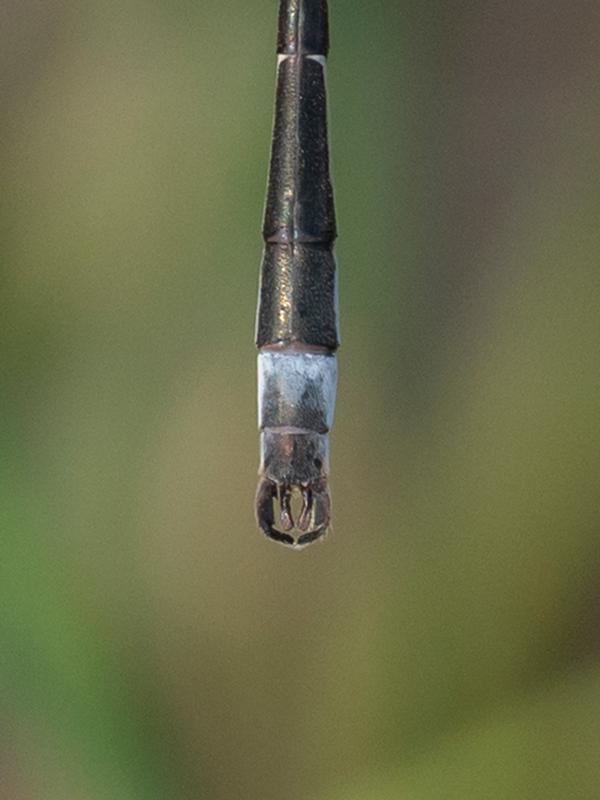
xmin=256 ymin=473 xmax=331 ymax=548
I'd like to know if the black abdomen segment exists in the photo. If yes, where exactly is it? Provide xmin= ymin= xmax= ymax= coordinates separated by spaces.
xmin=263 ymin=57 xmax=335 ymax=242
xmin=256 ymin=243 xmax=337 ymax=349
xmin=277 ymin=0 xmax=329 ymax=56
xmin=257 ymin=1 xmax=338 ymax=351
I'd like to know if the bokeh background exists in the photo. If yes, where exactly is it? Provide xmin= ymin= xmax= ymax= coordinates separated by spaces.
xmin=2 ymin=1 xmax=600 ymax=798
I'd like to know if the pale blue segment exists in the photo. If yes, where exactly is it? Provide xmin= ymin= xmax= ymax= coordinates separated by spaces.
xmin=257 ymin=351 xmax=337 ymax=430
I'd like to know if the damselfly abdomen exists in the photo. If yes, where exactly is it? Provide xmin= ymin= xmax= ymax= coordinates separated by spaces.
xmin=255 ymin=0 xmax=339 ymax=548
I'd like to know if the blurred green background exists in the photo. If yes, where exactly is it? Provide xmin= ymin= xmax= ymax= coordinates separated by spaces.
xmin=2 ymin=1 xmax=600 ymax=798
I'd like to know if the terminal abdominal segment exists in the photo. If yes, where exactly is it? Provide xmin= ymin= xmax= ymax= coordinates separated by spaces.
xmin=256 ymin=350 xmax=336 ymax=547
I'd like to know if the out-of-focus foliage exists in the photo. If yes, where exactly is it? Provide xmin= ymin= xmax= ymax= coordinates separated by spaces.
xmin=2 ymin=2 xmax=599 ymax=798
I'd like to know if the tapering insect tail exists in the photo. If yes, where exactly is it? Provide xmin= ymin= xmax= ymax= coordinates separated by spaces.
xmin=255 ymin=0 xmax=339 ymax=548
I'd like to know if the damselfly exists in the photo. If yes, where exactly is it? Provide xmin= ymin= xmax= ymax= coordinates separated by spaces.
xmin=255 ymin=0 xmax=339 ymax=548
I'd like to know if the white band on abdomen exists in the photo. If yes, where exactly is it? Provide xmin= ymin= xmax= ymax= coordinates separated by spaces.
xmin=258 ymin=351 xmax=337 ymax=432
